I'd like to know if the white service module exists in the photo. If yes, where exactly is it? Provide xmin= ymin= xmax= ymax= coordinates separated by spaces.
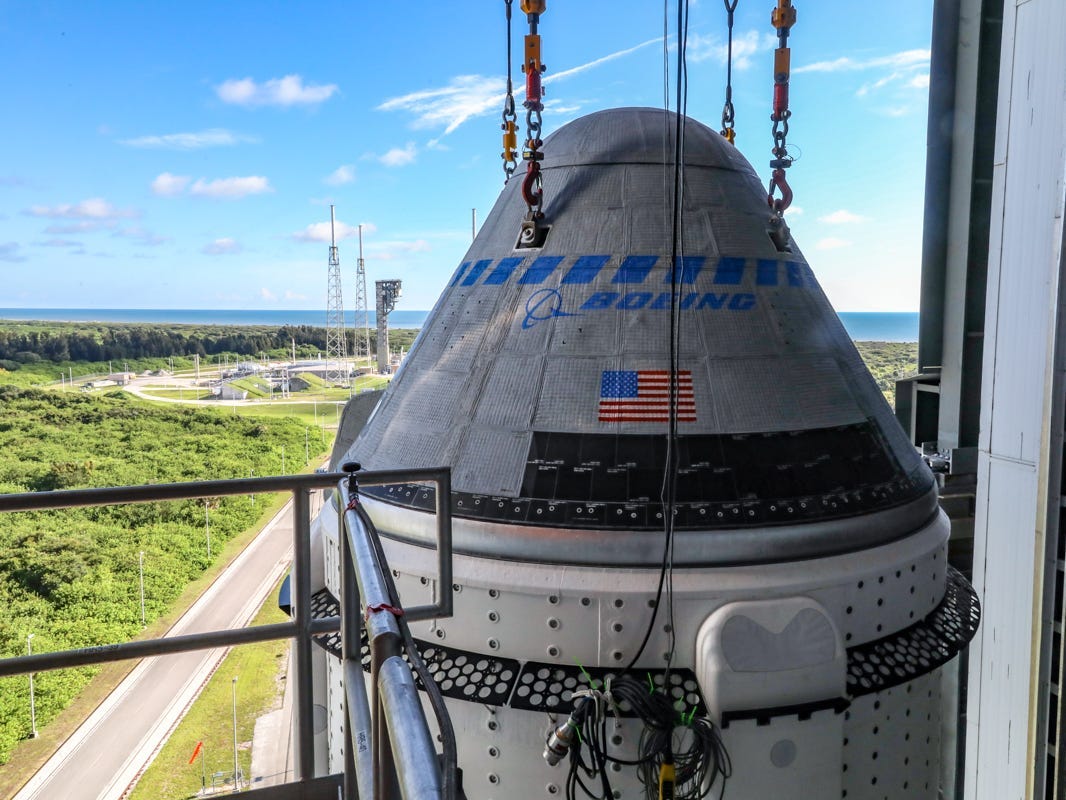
xmin=309 ymin=108 xmax=979 ymax=799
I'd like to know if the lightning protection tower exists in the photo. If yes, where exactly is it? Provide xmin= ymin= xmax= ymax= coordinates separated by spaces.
xmin=375 ymin=279 xmax=402 ymax=374
xmin=353 ymin=224 xmax=372 ymax=374
xmin=325 ymin=205 xmax=349 ymax=387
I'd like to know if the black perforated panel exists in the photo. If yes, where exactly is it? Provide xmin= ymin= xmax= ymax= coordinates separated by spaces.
xmin=310 ymin=566 xmax=979 ymax=713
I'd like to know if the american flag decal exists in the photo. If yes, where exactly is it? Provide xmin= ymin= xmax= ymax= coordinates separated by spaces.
xmin=598 ymin=370 xmax=696 ymax=423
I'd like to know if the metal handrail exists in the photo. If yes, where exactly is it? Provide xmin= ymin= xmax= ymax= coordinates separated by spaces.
xmin=338 ymin=468 xmax=456 ymax=800
xmin=0 ymin=466 xmax=456 ymax=800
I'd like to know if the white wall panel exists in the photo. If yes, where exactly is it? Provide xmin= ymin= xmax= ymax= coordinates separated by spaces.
xmin=967 ymin=0 xmax=1066 ymax=798
xmin=968 ymin=456 xmax=1037 ymax=800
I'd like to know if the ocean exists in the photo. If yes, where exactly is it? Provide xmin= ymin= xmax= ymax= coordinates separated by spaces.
xmin=0 ymin=309 xmax=919 ymax=341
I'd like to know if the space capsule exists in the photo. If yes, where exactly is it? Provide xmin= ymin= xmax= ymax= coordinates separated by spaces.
xmin=310 ymin=107 xmax=979 ymax=799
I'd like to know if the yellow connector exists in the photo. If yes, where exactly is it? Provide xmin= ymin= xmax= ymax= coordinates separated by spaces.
xmin=502 ymin=120 xmax=517 ymax=161
xmin=772 ymin=0 xmax=797 ymax=29
xmin=523 ymin=33 xmax=542 ymax=73
xmin=521 ymin=0 xmax=546 ymax=13
xmin=774 ymin=46 xmax=791 ymax=76
xmin=658 ymin=761 xmax=676 ymax=800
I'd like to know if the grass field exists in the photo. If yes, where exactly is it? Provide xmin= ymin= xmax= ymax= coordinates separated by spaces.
xmin=124 ymin=579 xmax=290 ymax=800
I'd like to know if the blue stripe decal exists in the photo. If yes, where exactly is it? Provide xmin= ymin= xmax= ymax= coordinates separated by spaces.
xmin=518 ymin=255 xmax=565 ymax=285
xmin=713 ymin=257 xmax=745 ymax=285
xmin=449 ymin=262 xmax=471 ymax=287
xmin=786 ymin=262 xmax=805 ymax=287
xmin=562 ymin=254 xmax=611 ymax=284
xmin=460 ymin=259 xmax=494 ymax=286
xmin=483 ymin=257 xmax=524 ymax=285
xmin=665 ymin=256 xmax=705 ymax=284
xmin=611 ymin=255 xmax=658 ymax=284
xmin=756 ymin=259 xmax=778 ymax=286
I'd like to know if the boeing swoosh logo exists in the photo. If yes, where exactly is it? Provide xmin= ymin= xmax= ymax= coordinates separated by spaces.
xmin=522 ymin=289 xmax=580 ymax=329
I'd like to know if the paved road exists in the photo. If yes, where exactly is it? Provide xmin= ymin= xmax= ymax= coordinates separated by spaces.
xmin=13 ymin=498 xmax=310 ymax=800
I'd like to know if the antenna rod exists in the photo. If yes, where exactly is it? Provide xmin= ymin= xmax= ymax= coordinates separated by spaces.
xmin=330 ymin=204 xmax=337 ymax=247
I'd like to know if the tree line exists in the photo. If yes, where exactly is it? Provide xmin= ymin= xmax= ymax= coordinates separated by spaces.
xmin=0 ymin=324 xmax=389 ymax=365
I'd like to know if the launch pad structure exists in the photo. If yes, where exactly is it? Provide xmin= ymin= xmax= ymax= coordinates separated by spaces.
xmin=374 ymin=279 xmax=402 ymax=374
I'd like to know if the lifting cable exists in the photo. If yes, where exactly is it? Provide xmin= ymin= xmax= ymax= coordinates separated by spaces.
xmin=520 ymin=0 xmax=547 ymax=218
xmin=767 ymin=0 xmax=797 ymax=216
xmin=501 ymin=0 xmax=518 ymax=182
xmin=720 ymin=0 xmax=739 ymax=145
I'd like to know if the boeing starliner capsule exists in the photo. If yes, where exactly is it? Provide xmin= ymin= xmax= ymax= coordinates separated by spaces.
xmin=309 ymin=108 xmax=979 ymax=799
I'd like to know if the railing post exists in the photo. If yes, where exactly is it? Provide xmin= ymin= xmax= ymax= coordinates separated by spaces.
xmin=292 ymin=487 xmax=315 ymax=780
xmin=341 ymin=486 xmax=373 ymax=800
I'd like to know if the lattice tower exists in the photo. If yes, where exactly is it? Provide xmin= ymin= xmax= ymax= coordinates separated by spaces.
xmin=325 ymin=205 xmax=348 ymax=386
xmin=353 ymin=224 xmax=372 ymax=371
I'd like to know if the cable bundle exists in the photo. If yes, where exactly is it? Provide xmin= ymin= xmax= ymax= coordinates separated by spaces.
xmin=556 ymin=676 xmax=731 ymax=800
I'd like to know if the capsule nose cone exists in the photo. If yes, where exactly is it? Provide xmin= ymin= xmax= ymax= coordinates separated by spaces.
xmin=351 ymin=107 xmax=931 ymax=559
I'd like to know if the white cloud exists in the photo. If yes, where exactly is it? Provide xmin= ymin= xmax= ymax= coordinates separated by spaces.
xmin=114 ymin=226 xmax=167 ymax=246
xmin=0 ymin=242 xmax=26 ymax=262
xmin=688 ymin=30 xmax=776 ymax=69
xmin=292 ymin=221 xmax=361 ymax=243
xmin=43 ymin=221 xmax=109 ymax=234
xmin=545 ymin=36 xmax=661 ymax=82
xmin=380 ymin=143 xmax=417 ymax=167
xmin=260 ymin=287 xmax=278 ymax=302
xmin=120 ymin=128 xmax=257 ymax=149
xmin=325 ymin=165 xmax=355 ymax=185
xmin=378 ymin=75 xmax=504 ymax=135
xmin=27 ymin=197 xmax=136 ymax=220
xmin=216 ymin=75 xmax=338 ymax=108
xmin=795 ymin=49 xmax=930 ymax=74
xmin=376 ymin=37 xmax=660 ymax=139
xmin=202 ymin=237 xmax=242 ymax=255
xmin=819 ymin=210 xmax=867 ymax=225
xmin=786 ymin=205 xmax=804 ymax=217
xmin=189 ymin=176 xmax=272 ymax=199
xmin=816 ymin=237 xmax=852 ymax=251
xmin=909 ymin=74 xmax=930 ymax=89
xmin=369 ymin=239 xmax=432 ymax=260
xmin=37 ymin=238 xmax=82 ymax=248
xmin=284 ymin=290 xmax=308 ymax=302
xmin=152 ymin=172 xmax=191 ymax=197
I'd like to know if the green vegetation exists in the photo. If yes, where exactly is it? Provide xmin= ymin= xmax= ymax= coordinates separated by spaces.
xmin=0 ymin=319 xmax=421 ymax=366
xmin=854 ymin=340 xmax=918 ymax=406
xmin=128 ymin=580 xmax=289 ymax=800
xmin=0 ymin=387 xmax=330 ymax=764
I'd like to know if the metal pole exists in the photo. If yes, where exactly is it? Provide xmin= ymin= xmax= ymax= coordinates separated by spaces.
xmin=305 ymin=428 xmax=310 ymax=465
xmin=27 ymin=634 xmax=37 ymax=738
xmin=205 ymin=500 xmax=211 ymax=559
xmin=471 ymin=208 xmax=476 ymax=240
xmin=293 ymin=488 xmax=315 ymax=779
xmin=232 ymin=676 xmax=239 ymax=790
xmin=139 ymin=551 xmax=146 ymax=627
xmin=282 ymin=446 xmax=286 ymax=475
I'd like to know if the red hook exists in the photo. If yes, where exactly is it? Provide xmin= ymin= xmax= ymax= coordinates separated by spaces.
xmin=522 ymin=160 xmax=543 ymax=209
xmin=767 ymin=168 xmax=793 ymax=214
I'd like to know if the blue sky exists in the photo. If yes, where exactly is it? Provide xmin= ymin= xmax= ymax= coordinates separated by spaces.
xmin=0 ymin=1 xmax=933 ymax=312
